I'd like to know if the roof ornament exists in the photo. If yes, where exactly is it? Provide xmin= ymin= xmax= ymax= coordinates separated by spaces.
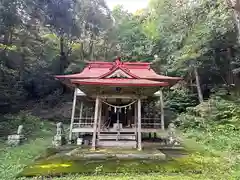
xmin=116 ymin=56 xmax=121 ymax=65
xmin=110 ymin=56 xmax=123 ymax=70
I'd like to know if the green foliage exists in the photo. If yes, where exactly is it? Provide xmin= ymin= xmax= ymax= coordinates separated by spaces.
xmin=0 ymin=112 xmax=53 ymax=138
xmin=177 ymin=96 xmax=240 ymax=153
xmin=0 ymin=113 xmax=54 ymax=180
xmin=0 ymin=44 xmax=17 ymax=51
xmin=0 ymin=137 xmax=53 ymax=180
xmin=177 ymin=96 xmax=240 ymax=129
xmin=165 ymin=89 xmax=198 ymax=113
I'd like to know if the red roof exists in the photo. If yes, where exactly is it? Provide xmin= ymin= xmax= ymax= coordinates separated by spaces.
xmin=71 ymin=79 xmax=169 ymax=87
xmin=55 ymin=58 xmax=182 ymax=87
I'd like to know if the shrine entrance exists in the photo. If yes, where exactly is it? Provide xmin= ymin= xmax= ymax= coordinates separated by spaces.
xmin=102 ymin=99 xmax=135 ymax=129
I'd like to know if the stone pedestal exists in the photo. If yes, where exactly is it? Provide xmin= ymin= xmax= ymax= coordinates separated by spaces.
xmin=52 ymin=135 xmax=65 ymax=147
xmin=7 ymin=134 xmax=25 ymax=146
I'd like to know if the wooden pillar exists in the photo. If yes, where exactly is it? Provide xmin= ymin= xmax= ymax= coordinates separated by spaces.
xmin=69 ymin=88 xmax=77 ymax=143
xmin=134 ymin=102 xmax=137 ymax=136
xmin=97 ymin=99 xmax=102 ymax=138
xmin=105 ymin=105 xmax=109 ymax=128
xmin=137 ymin=98 xmax=142 ymax=151
xmin=91 ymin=96 xmax=100 ymax=150
xmin=78 ymin=101 xmax=84 ymax=137
xmin=159 ymin=90 xmax=165 ymax=130
xmin=79 ymin=102 xmax=83 ymax=124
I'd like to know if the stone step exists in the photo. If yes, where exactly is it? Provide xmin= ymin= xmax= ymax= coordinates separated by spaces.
xmin=97 ymin=140 xmax=137 ymax=148
xmin=98 ymin=134 xmax=136 ymax=140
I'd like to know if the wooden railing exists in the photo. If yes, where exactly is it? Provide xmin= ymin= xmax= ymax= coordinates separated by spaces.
xmin=73 ymin=117 xmax=94 ymax=128
xmin=141 ymin=118 xmax=161 ymax=128
xmin=72 ymin=117 xmax=162 ymax=129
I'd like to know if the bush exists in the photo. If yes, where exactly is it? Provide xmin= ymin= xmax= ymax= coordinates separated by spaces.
xmin=176 ymin=96 xmax=240 ymax=153
xmin=176 ymin=96 xmax=240 ymax=130
xmin=0 ymin=111 xmax=52 ymax=138
xmin=164 ymin=88 xmax=198 ymax=114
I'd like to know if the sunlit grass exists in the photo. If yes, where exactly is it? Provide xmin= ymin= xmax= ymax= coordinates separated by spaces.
xmin=36 ymin=163 xmax=72 ymax=169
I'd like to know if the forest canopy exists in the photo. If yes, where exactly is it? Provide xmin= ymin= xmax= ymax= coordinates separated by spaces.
xmin=0 ymin=0 xmax=239 ymax=113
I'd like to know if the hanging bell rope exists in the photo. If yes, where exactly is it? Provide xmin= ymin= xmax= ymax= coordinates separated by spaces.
xmin=102 ymin=100 xmax=137 ymax=109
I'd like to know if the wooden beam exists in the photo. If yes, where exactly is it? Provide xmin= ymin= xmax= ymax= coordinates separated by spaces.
xmin=159 ymin=90 xmax=165 ymax=130
xmin=137 ymin=99 xmax=142 ymax=151
xmin=91 ymin=96 xmax=100 ymax=150
xmin=97 ymin=95 xmax=147 ymax=99
xmin=69 ymin=88 xmax=77 ymax=143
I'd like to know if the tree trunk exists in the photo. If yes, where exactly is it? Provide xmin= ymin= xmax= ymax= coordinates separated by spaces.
xmin=3 ymin=28 xmax=10 ymax=45
xmin=226 ymin=0 xmax=240 ymax=42
xmin=58 ymin=36 xmax=69 ymax=74
xmin=88 ymin=33 xmax=94 ymax=60
xmin=19 ymin=52 xmax=25 ymax=82
xmin=80 ymin=42 xmax=84 ymax=61
xmin=227 ymin=47 xmax=234 ymax=85
xmin=194 ymin=66 xmax=203 ymax=103
xmin=232 ymin=10 xmax=240 ymax=42
xmin=60 ymin=36 xmax=64 ymax=55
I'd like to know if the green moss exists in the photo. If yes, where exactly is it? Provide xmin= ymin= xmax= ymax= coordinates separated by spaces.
xmin=18 ymin=152 xmax=231 ymax=178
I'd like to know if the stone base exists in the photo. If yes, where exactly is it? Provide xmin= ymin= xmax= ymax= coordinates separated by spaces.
xmin=52 ymin=135 xmax=66 ymax=147
xmin=7 ymin=134 xmax=25 ymax=146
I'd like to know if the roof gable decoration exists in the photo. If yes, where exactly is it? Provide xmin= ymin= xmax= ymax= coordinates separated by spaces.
xmin=99 ymin=58 xmax=140 ymax=79
xmin=105 ymin=69 xmax=132 ymax=79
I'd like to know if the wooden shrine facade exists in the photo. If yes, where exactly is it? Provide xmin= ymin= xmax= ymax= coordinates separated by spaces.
xmin=55 ymin=58 xmax=181 ymax=150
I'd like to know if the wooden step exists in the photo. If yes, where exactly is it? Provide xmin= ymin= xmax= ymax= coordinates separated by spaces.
xmin=100 ymin=132 xmax=135 ymax=135
xmin=98 ymin=134 xmax=136 ymax=140
xmin=97 ymin=140 xmax=137 ymax=148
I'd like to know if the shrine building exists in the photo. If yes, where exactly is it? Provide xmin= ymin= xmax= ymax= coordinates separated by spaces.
xmin=55 ymin=57 xmax=181 ymax=150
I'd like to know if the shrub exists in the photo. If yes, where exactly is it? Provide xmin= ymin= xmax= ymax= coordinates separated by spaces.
xmin=176 ymin=96 xmax=240 ymax=153
xmin=0 ymin=111 xmax=51 ymax=138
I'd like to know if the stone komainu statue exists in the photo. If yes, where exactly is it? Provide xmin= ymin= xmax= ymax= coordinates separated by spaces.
xmin=167 ymin=123 xmax=180 ymax=146
xmin=56 ymin=122 xmax=63 ymax=135
xmin=168 ymin=123 xmax=176 ymax=137
xmin=17 ymin=125 xmax=23 ymax=135
xmin=53 ymin=122 xmax=66 ymax=147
